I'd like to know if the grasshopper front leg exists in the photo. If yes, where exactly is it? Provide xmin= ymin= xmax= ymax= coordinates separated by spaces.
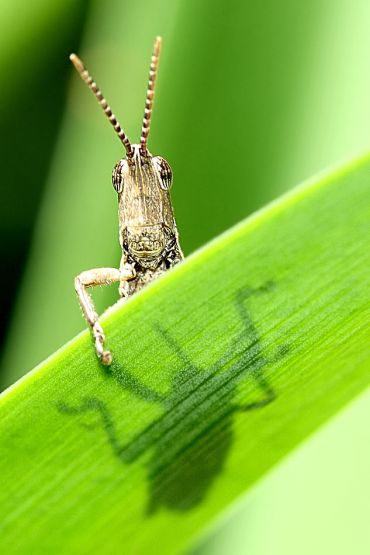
xmin=75 ymin=263 xmax=135 ymax=364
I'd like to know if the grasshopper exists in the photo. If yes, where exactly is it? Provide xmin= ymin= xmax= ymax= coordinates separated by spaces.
xmin=70 ymin=37 xmax=183 ymax=365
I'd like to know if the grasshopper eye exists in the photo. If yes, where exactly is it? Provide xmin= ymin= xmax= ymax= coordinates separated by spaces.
xmin=153 ymin=156 xmax=173 ymax=190
xmin=112 ymin=159 xmax=129 ymax=193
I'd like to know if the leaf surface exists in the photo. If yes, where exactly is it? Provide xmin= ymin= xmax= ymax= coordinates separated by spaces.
xmin=1 ymin=154 xmax=370 ymax=554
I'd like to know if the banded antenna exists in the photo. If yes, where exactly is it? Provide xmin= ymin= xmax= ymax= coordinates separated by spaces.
xmin=70 ymin=53 xmax=133 ymax=157
xmin=140 ymin=36 xmax=162 ymax=154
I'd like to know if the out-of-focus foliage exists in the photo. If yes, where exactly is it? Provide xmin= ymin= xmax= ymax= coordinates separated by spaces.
xmin=0 ymin=0 xmax=89 ymax=362
xmin=4 ymin=0 xmax=370 ymax=384
xmin=1 ymin=1 xmax=370 ymax=554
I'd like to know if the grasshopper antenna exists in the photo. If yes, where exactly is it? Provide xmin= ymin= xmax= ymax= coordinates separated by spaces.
xmin=70 ymin=53 xmax=133 ymax=158
xmin=140 ymin=36 xmax=162 ymax=155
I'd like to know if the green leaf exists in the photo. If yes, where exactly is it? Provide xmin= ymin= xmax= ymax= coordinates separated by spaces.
xmin=192 ymin=386 xmax=370 ymax=555
xmin=1 ymin=154 xmax=369 ymax=554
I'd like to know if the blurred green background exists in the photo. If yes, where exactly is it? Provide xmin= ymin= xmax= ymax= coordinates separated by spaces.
xmin=0 ymin=0 xmax=369 ymax=553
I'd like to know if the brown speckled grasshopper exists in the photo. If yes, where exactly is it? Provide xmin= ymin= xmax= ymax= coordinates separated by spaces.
xmin=70 ymin=37 xmax=183 ymax=365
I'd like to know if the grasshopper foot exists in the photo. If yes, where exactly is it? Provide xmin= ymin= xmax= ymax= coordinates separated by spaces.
xmin=101 ymin=350 xmax=113 ymax=366
xmin=93 ymin=322 xmax=112 ymax=365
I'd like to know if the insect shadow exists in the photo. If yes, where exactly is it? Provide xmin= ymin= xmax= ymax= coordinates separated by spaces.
xmin=58 ymin=281 xmax=289 ymax=513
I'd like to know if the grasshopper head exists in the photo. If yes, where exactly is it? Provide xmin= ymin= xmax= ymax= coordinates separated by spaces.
xmin=112 ymin=145 xmax=172 ymax=194
xmin=113 ymin=145 xmax=176 ymax=267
